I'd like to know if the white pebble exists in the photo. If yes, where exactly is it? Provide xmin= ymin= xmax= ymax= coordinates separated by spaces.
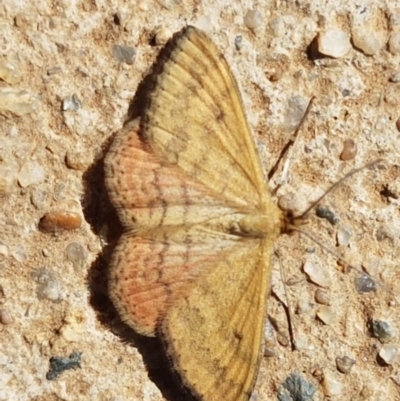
xmin=315 ymin=288 xmax=331 ymax=305
xmin=153 ymin=26 xmax=172 ymax=45
xmin=12 ymin=245 xmax=27 ymax=262
xmin=244 ymin=10 xmax=263 ymax=30
xmin=18 ymin=161 xmax=45 ymax=188
xmin=352 ymin=29 xmax=381 ymax=55
xmin=0 ymin=60 xmax=21 ymax=84
xmin=303 ymin=260 xmax=332 ymax=287
xmin=322 ymin=372 xmax=343 ymax=396
xmin=297 ymin=299 xmax=313 ymax=314
xmin=318 ymin=29 xmax=351 ymax=58
xmin=337 ymin=226 xmax=352 ymax=246
xmin=388 ymin=32 xmax=400 ymax=54
xmin=268 ymin=17 xmax=285 ymax=37
xmin=379 ymin=344 xmax=400 ymax=365
xmin=0 ymin=243 xmax=9 ymax=259
xmin=317 ymin=306 xmax=336 ymax=325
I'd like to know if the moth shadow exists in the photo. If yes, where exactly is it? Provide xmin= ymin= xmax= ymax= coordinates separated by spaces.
xmin=82 ymin=149 xmax=197 ymax=401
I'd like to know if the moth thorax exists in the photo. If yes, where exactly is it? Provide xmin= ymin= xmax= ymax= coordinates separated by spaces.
xmin=231 ymin=213 xmax=281 ymax=239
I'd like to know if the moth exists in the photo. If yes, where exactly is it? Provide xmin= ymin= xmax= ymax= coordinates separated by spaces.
xmin=105 ymin=26 xmax=290 ymax=401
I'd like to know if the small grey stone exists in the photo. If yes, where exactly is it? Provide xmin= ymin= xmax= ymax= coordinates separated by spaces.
xmin=46 ymin=352 xmax=82 ymax=380
xmin=31 ymin=267 xmax=62 ymax=302
xmin=336 ymin=356 xmax=356 ymax=374
xmin=371 ymin=319 xmax=396 ymax=343
xmin=278 ymin=372 xmax=317 ymax=401
xmin=112 ymin=44 xmax=136 ymax=65
xmin=65 ymin=242 xmax=87 ymax=270
xmin=354 ymin=274 xmax=378 ymax=293
xmin=283 ymin=95 xmax=308 ymax=131
xmin=234 ymin=35 xmax=243 ymax=51
xmin=316 ymin=206 xmax=339 ymax=225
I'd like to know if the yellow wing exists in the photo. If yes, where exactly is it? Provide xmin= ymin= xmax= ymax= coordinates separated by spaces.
xmin=161 ymin=236 xmax=273 ymax=401
xmin=140 ymin=26 xmax=270 ymax=211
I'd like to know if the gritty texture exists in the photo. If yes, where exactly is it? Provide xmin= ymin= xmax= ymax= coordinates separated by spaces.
xmin=1 ymin=1 xmax=400 ymax=401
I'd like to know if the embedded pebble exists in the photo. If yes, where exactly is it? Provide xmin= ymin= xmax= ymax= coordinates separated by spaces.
xmin=340 ymin=139 xmax=357 ymax=161
xmin=379 ymin=344 xmax=400 ymax=365
xmin=371 ymin=319 xmax=396 ymax=343
xmin=194 ymin=16 xmax=211 ymax=32
xmin=0 ymin=88 xmax=38 ymax=115
xmin=276 ymin=331 xmax=290 ymax=347
xmin=153 ymin=26 xmax=172 ymax=45
xmin=296 ymin=299 xmax=313 ymax=315
xmin=396 ymin=118 xmax=400 ymax=132
xmin=0 ymin=308 xmax=13 ymax=325
xmin=59 ymin=309 xmax=87 ymax=342
xmin=316 ymin=206 xmax=339 ymax=225
xmin=0 ymin=243 xmax=9 ymax=259
xmin=234 ymin=35 xmax=243 ymax=51
xmin=278 ymin=372 xmax=316 ymax=401
xmin=31 ymin=267 xmax=62 ymax=302
xmin=336 ymin=356 xmax=356 ymax=374
xmin=39 ymin=211 xmax=82 ymax=233
xmin=14 ymin=13 xmax=33 ymax=28
xmin=303 ymin=260 xmax=332 ymax=287
xmin=317 ymin=29 xmax=351 ymax=58
xmin=384 ymin=85 xmax=399 ymax=106
xmin=65 ymin=242 xmax=86 ymax=270
xmin=337 ymin=226 xmax=353 ymax=246
xmin=375 ymin=224 xmax=397 ymax=242
xmin=317 ymin=305 xmax=336 ymax=325
xmin=47 ymin=66 xmax=62 ymax=76
xmin=389 ymin=12 xmax=400 ymax=28
xmin=268 ymin=17 xmax=286 ymax=37
xmin=354 ymin=274 xmax=378 ymax=293
xmin=283 ymin=95 xmax=308 ymax=131
xmin=112 ymin=44 xmax=136 ymax=65
xmin=315 ymin=289 xmax=330 ymax=305
xmin=12 ymin=245 xmax=27 ymax=262
xmin=389 ymin=73 xmax=400 ymax=83
xmin=388 ymin=32 xmax=400 ymax=54
xmin=0 ymin=164 xmax=17 ymax=194
xmin=244 ymin=10 xmax=263 ymax=30
xmin=46 ymin=352 xmax=82 ymax=380
xmin=293 ymin=332 xmax=310 ymax=350
xmin=113 ymin=11 xmax=127 ymax=27
xmin=18 ymin=161 xmax=45 ymax=188
xmin=322 ymin=372 xmax=343 ymax=396
xmin=65 ymin=150 xmax=91 ymax=170
xmin=278 ymin=192 xmax=300 ymax=213
xmin=264 ymin=321 xmax=276 ymax=357
xmin=31 ymin=189 xmax=48 ymax=209
xmin=0 ymin=60 xmax=21 ymax=84
xmin=352 ymin=29 xmax=381 ymax=56
xmin=62 ymin=94 xmax=82 ymax=111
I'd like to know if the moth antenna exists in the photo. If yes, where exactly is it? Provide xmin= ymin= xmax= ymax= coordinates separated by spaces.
xmin=297 ymin=158 xmax=383 ymax=220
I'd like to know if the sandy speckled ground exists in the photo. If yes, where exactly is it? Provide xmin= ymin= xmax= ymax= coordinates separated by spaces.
xmin=1 ymin=1 xmax=400 ymax=400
